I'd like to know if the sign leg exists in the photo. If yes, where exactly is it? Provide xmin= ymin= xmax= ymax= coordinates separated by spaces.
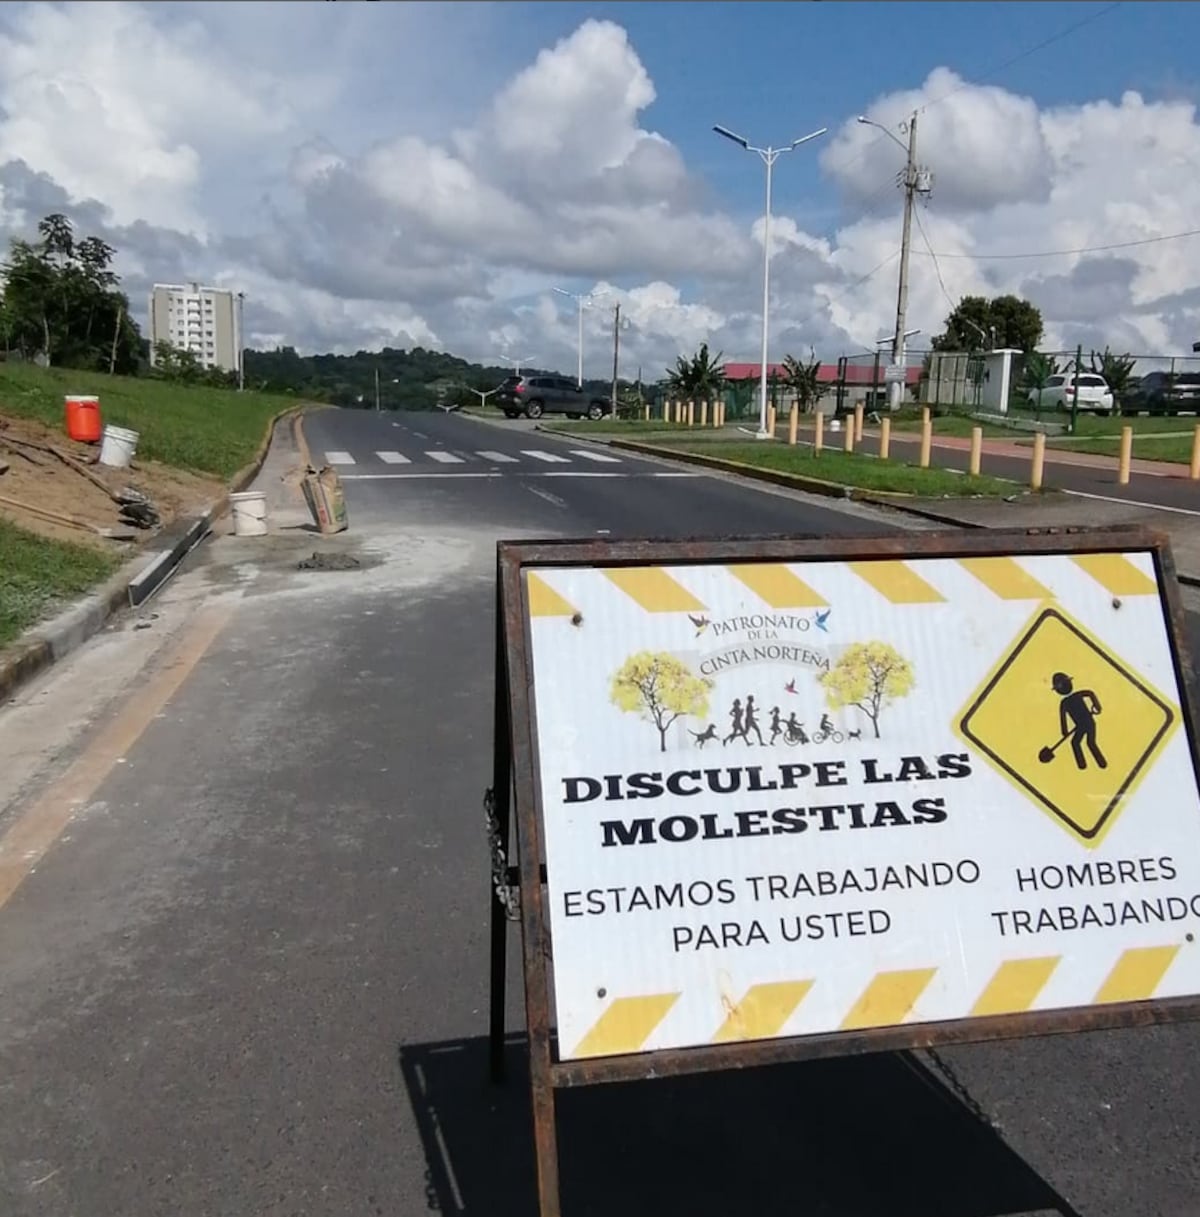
xmin=489 ymin=579 xmax=514 ymax=1085
xmin=529 ymin=1039 xmax=562 ymax=1217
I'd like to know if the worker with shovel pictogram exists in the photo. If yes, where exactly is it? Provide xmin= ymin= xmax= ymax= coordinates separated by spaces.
xmin=1040 ymin=672 xmax=1107 ymax=770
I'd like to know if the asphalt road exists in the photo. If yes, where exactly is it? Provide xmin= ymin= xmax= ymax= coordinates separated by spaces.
xmin=1 ymin=406 xmax=1198 ymax=1217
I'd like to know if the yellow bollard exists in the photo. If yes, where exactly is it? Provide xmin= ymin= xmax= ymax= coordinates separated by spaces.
xmin=814 ymin=410 xmax=824 ymax=454
xmin=1191 ymin=424 xmax=1200 ymax=481
xmin=969 ymin=426 xmax=982 ymax=476
xmin=768 ymin=405 xmax=777 ymax=437
xmin=919 ymin=416 xmax=932 ymax=468
xmin=854 ymin=403 xmax=864 ymax=443
xmin=1117 ymin=425 xmax=1133 ymax=486
xmin=788 ymin=404 xmax=799 ymax=446
xmin=880 ymin=417 xmax=891 ymax=460
xmin=843 ymin=418 xmax=855 ymax=453
xmin=687 ymin=399 xmax=695 ymax=427
xmin=1031 ymin=432 xmax=1046 ymax=491
xmin=700 ymin=400 xmax=708 ymax=427
xmin=643 ymin=402 xmax=650 ymax=422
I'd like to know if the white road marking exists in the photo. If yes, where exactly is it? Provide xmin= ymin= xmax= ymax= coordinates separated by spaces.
xmin=568 ymin=449 xmax=622 ymax=464
xmin=652 ymin=471 xmax=702 ymax=478
xmin=477 ymin=450 xmax=519 ymax=463
xmin=376 ymin=451 xmax=411 ymax=464
xmin=427 ymin=451 xmax=465 ymax=464
xmin=521 ymin=449 xmax=571 ymax=463
xmin=324 ymin=450 xmax=355 ymax=465
xmin=526 ymin=485 xmax=568 ymax=508
xmin=537 ymin=471 xmax=623 ymax=478
xmin=341 ymin=472 xmax=502 ymax=480
xmin=1062 ymin=489 xmax=1200 ymax=517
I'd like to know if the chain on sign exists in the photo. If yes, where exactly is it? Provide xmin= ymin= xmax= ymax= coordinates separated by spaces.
xmin=922 ymin=1047 xmax=996 ymax=1129
xmin=484 ymin=787 xmax=521 ymax=921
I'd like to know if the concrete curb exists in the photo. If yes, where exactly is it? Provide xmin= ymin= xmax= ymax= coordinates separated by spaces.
xmin=0 ymin=404 xmax=305 ymax=707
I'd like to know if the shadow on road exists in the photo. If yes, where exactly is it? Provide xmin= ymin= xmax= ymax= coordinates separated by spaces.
xmin=399 ymin=1035 xmax=1079 ymax=1216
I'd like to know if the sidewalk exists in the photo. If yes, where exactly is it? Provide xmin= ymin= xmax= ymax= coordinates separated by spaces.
xmin=871 ymin=490 xmax=1200 ymax=584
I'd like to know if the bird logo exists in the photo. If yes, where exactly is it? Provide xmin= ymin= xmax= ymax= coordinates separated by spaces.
xmin=813 ymin=609 xmax=831 ymax=632
xmin=688 ymin=613 xmax=711 ymax=637
xmin=784 ymin=679 xmax=797 ymax=694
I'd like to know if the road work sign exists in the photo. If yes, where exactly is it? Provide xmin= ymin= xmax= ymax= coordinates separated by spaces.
xmin=512 ymin=537 xmax=1200 ymax=1062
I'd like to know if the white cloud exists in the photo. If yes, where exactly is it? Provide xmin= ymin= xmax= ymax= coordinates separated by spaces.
xmin=0 ymin=4 xmax=1198 ymax=376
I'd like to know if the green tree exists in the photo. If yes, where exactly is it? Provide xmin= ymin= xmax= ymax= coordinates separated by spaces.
xmin=781 ymin=350 xmax=823 ymax=413
xmin=932 ymin=294 xmax=1043 ymax=354
xmin=1089 ymin=347 xmax=1137 ymax=413
xmin=0 ymin=212 xmax=140 ymax=372
xmin=1021 ymin=351 xmax=1061 ymax=417
xmin=665 ymin=341 xmax=726 ymax=401
xmin=610 ymin=651 xmax=712 ymax=752
xmin=818 ymin=641 xmax=915 ymax=740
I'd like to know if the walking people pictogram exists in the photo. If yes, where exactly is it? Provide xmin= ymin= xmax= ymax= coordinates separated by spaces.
xmin=769 ymin=706 xmax=783 ymax=745
xmin=723 ymin=698 xmax=744 ymax=746
xmin=744 ymin=695 xmax=765 ymax=746
xmin=1041 ymin=672 xmax=1107 ymax=770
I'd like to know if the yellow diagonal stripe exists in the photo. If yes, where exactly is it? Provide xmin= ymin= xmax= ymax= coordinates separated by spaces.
xmin=726 ymin=564 xmax=828 ymax=609
xmin=572 ymin=993 xmax=680 ymax=1059
xmin=712 ymin=980 xmax=814 ymax=1042
xmin=848 ymin=561 xmax=945 ymax=604
xmin=959 ymin=557 xmax=1054 ymax=601
xmin=527 ymin=572 xmax=578 ymax=617
xmin=841 ymin=968 xmax=936 ymax=1029
xmin=602 ymin=567 xmax=705 ymax=612
xmin=970 ymin=956 xmax=1061 ymax=1016
xmin=1072 ymin=554 xmax=1158 ymax=597
xmin=1094 ymin=945 xmax=1181 ymax=1004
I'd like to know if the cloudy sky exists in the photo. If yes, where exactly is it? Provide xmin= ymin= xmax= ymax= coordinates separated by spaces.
xmin=1 ymin=0 xmax=1198 ymax=379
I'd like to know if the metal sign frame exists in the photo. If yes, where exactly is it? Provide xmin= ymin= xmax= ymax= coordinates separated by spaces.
xmin=488 ymin=525 xmax=1200 ymax=1217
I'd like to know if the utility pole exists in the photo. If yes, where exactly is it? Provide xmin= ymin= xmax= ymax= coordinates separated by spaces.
xmin=375 ymin=366 xmax=381 ymax=413
xmin=891 ymin=112 xmax=918 ymax=413
xmin=236 ymin=291 xmax=245 ymax=391
xmin=611 ymin=302 xmax=620 ymax=418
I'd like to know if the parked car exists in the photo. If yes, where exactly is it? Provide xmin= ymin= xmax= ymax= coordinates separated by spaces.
xmin=1035 ymin=373 xmax=1115 ymax=415
xmin=494 ymin=375 xmax=611 ymax=420
xmin=1121 ymin=371 xmax=1200 ymax=415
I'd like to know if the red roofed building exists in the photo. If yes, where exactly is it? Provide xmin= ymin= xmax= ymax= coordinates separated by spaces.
xmin=721 ymin=361 xmax=921 ymax=413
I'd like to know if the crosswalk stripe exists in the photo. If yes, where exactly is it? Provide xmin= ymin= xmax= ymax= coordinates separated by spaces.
xmin=568 ymin=449 xmax=621 ymax=464
xmin=521 ymin=449 xmax=570 ymax=463
xmin=324 ymin=450 xmax=355 ymax=465
xmin=477 ymin=450 xmax=519 ymax=463
xmin=376 ymin=451 xmax=411 ymax=464
xmin=427 ymin=451 xmax=465 ymax=464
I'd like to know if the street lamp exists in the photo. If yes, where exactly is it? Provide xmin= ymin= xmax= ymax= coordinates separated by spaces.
xmin=496 ymin=353 xmax=535 ymax=376
xmin=469 ymin=387 xmax=498 ymax=409
xmin=713 ymin=122 xmax=827 ymax=438
xmin=553 ymin=286 xmax=609 ymax=388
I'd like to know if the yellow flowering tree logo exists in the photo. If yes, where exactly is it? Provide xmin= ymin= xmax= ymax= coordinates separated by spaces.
xmin=610 ymin=651 xmax=713 ymax=752
xmin=818 ymin=641 xmax=915 ymax=739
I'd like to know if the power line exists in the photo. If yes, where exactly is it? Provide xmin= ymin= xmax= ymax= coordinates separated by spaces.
xmin=913 ymin=207 xmax=957 ymax=314
xmin=911 ymin=226 xmax=1200 ymax=261
xmin=794 ymin=250 xmax=900 ymax=331
xmin=917 ymin=2 xmax=1123 ymax=117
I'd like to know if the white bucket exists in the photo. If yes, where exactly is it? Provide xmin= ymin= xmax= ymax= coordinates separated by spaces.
xmin=98 ymin=423 xmax=140 ymax=468
xmin=230 ymin=491 xmax=269 ymax=538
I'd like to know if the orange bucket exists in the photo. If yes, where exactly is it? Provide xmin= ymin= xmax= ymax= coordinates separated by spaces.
xmin=65 ymin=395 xmax=102 ymax=443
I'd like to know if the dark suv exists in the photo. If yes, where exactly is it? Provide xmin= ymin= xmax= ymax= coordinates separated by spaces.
xmin=1122 ymin=371 xmax=1200 ymax=414
xmin=495 ymin=375 xmax=610 ymax=420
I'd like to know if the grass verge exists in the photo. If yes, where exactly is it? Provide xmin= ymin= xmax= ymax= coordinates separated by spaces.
xmin=542 ymin=419 xmax=723 ymax=438
xmin=643 ymin=440 xmax=1019 ymax=497
xmin=0 ymin=361 xmax=296 ymax=478
xmin=1035 ymin=434 xmax=1195 ymax=463
xmin=0 ymin=518 xmax=119 ymax=647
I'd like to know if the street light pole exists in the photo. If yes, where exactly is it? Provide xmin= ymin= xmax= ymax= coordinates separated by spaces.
xmin=496 ymin=353 xmax=535 ymax=377
xmin=713 ymin=123 xmax=827 ymax=438
xmin=553 ymin=287 xmax=608 ymax=388
xmin=857 ymin=112 xmax=930 ymax=411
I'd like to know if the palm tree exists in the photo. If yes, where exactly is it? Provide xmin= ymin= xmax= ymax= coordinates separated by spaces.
xmin=1089 ymin=347 xmax=1137 ymax=414
xmin=1021 ymin=351 xmax=1060 ymax=418
xmin=665 ymin=342 xmax=726 ymax=403
xmin=781 ymin=350 xmax=823 ymax=414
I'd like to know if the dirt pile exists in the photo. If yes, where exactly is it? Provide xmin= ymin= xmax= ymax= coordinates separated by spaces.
xmin=0 ymin=413 xmax=219 ymax=550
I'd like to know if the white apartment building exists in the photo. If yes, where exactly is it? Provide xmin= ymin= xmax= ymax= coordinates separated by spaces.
xmin=148 ymin=283 xmax=241 ymax=373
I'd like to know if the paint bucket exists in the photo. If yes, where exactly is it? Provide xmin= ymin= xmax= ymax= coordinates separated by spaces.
xmin=230 ymin=490 xmax=268 ymax=537
xmin=829 ymin=418 xmax=842 ymax=433
xmin=65 ymin=395 xmax=102 ymax=443
xmin=98 ymin=423 xmax=140 ymax=468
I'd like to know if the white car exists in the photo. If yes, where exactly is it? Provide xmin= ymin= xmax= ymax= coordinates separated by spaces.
xmin=1037 ymin=373 xmax=1115 ymax=415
